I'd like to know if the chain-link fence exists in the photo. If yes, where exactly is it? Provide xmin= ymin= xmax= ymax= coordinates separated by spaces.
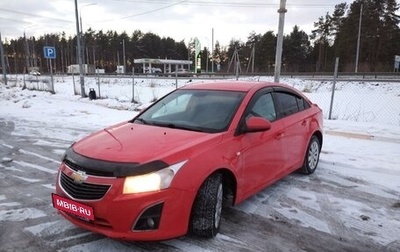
xmin=241 ymin=76 xmax=400 ymax=126
xmin=73 ymin=75 xmax=186 ymax=105
xmin=3 ymin=74 xmax=399 ymax=126
xmin=3 ymin=74 xmax=54 ymax=92
xmin=286 ymin=78 xmax=400 ymax=126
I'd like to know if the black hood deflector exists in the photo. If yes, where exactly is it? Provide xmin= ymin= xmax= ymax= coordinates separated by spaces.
xmin=63 ymin=146 xmax=169 ymax=178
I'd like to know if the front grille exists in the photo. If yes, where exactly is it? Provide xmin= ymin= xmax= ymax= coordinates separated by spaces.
xmin=64 ymin=159 xmax=114 ymax=177
xmin=60 ymin=172 xmax=111 ymax=200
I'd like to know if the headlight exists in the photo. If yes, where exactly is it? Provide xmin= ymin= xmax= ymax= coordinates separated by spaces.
xmin=61 ymin=143 xmax=75 ymax=161
xmin=123 ymin=160 xmax=187 ymax=194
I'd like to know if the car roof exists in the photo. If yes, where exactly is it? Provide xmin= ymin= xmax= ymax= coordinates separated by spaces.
xmin=180 ymin=81 xmax=283 ymax=92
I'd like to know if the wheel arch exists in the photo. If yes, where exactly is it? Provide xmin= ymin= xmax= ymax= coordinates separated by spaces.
xmin=190 ymin=168 xmax=237 ymax=208
xmin=219 ymin=168 xmax=237 ymax=207
xmin=298 ymin=130 xmax=323 ymax=175
xmin=187 ymin=168 xmax=237 ymax=233
xmin=313 ymin=130 xmax=323 ymax=149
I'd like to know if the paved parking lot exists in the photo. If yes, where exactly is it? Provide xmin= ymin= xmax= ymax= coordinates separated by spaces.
xmin=1 ymin=116 xmax=399 ymax=252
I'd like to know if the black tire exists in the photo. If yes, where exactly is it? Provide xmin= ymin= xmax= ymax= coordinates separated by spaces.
xmin=299 ymin=135 xmax=321 ymax=175
xmin=190 ymin=173 xmax=223 ymax=238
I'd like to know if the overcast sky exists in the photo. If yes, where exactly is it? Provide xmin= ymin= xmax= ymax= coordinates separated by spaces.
xmin=1 ymin=0 xmax=347 ymax=47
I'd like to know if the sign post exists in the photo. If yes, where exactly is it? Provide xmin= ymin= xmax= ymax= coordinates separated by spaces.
xmin=43 ymin=46 xmax=56 ymax=93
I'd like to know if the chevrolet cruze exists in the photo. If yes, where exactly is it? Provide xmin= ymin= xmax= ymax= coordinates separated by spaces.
xmin=52 ymin=81 xmax=323 ymax=241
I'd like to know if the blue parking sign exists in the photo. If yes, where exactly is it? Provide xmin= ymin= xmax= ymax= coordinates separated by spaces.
xmin=43 ymin=46 xmax=56 ymax=59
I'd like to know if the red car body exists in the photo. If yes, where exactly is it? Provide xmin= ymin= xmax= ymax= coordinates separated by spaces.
xmin=53 ymin=81 xmax=323 ymax=241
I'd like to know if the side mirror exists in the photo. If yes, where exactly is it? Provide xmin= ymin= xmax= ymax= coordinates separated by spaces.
xmin=245 ymin=117 xmax=272 ymax=133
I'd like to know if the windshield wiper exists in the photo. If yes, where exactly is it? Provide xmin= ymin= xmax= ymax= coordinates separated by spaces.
xmin=152 ymin=122 xmax=206 ymax=132
xmin=133 ymin=118 xmax=150 ymax=125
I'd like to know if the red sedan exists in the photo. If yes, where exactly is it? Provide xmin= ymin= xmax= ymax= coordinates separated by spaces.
xmin=52 ymin=81 xmax=323 ymax=241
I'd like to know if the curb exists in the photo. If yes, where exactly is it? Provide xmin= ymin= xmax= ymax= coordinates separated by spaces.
xmin=325 ymin=130 xmax=400 ymax=144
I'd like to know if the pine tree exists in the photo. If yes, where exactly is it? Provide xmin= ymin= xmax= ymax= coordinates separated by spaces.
xmin=254 ymin=31 xmax=276 ymax=72
xmin=283 ymin=26 xmax=311 ymax=72
xmin=311 ymin=13 xmax=332 ymax=71
xmin=335 ymin=0 xmax=400 ymax=71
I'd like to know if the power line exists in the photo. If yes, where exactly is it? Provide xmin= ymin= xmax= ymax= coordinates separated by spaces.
xmin=0 ymin=8 xmax=71 ymax=23
xmin=121 ymin=0 xmax=188 ymax=20
xmin=1 ymin=1 xmax=339 ymax=27
xmin=99 ymin=0 xmax=337 ymax=8
xmin=0 ymin=17 xmax=31 ymax=24
xmin=95 ymin=0 xmax=337 ymax=23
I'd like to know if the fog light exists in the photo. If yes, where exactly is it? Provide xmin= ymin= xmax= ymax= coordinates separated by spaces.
xmin=147 ymin=218 xmax=155 ymax=228
xmin=133 ymin=203 xmax=164 ymax=231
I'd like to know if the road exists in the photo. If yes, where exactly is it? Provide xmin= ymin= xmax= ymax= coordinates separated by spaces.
xmin=1 ymin=116 xmax=399 ymax=252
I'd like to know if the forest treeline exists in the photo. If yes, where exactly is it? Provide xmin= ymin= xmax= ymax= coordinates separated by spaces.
xmin=2 ymin=0 xmax=399 ymax=74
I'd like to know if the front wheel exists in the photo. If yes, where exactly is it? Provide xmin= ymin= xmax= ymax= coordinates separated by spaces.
xmin=190 ymin=173 xmax=223 ymax=238
xmin=299 ymin=135 xmax=321 ymax=175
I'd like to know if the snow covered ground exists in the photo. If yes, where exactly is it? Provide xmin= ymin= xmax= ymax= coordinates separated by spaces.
xmin=0 ymin=75 xmax=400 ymax=251
xmin=4 ymin=74 xmax=400 ymax=138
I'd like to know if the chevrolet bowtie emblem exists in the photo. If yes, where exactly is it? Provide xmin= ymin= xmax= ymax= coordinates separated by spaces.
xmin=71 ymin=170 xmax=88 ymax=184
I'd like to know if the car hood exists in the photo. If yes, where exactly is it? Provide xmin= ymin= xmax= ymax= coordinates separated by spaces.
xmin=72 ymin=122 xmax=222 ymax=164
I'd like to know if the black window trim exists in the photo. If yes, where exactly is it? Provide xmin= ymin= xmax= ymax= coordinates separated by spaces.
xmin=235 ymin=87 xmax=275 ymax=136
xmin=234 ymin=86 xmax=312 ymax=136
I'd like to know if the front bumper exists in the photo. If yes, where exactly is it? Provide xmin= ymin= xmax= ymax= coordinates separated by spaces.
xmin=55 ymin=164 xmax=194 ymax=241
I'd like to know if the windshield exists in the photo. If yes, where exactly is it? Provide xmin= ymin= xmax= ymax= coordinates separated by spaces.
xmin=133 ymin=89 xmax=246 ymax=133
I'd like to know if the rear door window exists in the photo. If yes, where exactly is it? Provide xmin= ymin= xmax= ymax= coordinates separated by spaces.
xmin=274 ymin=91 xmax=310 ymax=118
xmin=275 ymin=92 xmax=299 ymax=117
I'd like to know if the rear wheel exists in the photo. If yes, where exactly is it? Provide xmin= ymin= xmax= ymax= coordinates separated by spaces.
xmin=299 ymin=135 xmax=321 ymax=175
xmin=190 ymin=173 xmax=223 ymax=237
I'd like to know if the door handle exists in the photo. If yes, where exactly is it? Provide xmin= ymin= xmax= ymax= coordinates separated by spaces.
xmin=275 ymin=131 xmax=284 ymax=139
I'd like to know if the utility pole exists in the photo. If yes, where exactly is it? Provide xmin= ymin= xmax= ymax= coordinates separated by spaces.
xmin=23 ymin=32 xmax=30 ymax=74
xmin=0 ymin=32 xmax=7 ymax=85
xmin=227 ymin=47 xmax=241 ymax=77
xmin=122 ymin=39 xmax=126 ymax=74
xmin=274 ymin=0 xmax=287 ymax=83
xmin=211 ymin=28 xmax=214 ymax=73
xmin=74 ymin=0 xmax=85 ymax=97
xmin=79 ymin=3 xmax=96 ymax=67
xmin=355 ymin=3 xmax=363 ymax=73
xmin=247 ymin=44 xmax=255 ymax=73
xmin=206 ymin=47 xmax=209 ymax=73
xmin=80 ymin=15 xmax=85 ymax=65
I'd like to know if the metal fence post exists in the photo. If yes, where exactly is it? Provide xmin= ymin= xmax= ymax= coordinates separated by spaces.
xmin=132 ymin=67 xmax=135 ymax=103
xmin=97 ymin=71 xmax=101 ymax=99
xmin=175 ymin=71 xmax=178 ymax=89
xmin=72 ymin=73 xmax=76 ymax=95
xmin=328 ymin=57 xmax=339 ymax=119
